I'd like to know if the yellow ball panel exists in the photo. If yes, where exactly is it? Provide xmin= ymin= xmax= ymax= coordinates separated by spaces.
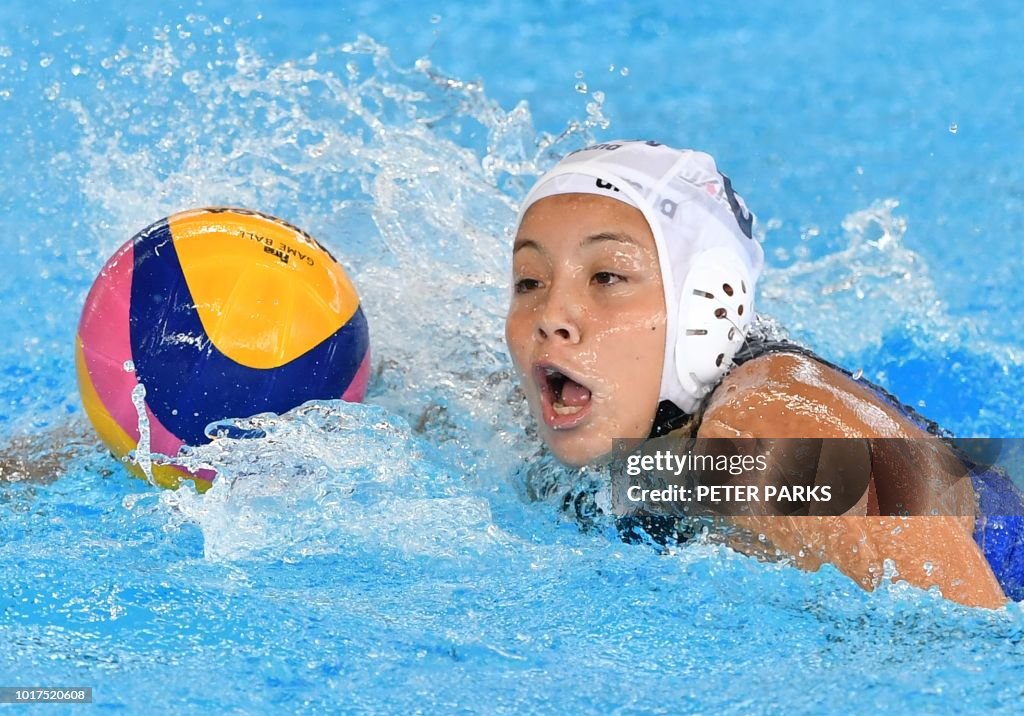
xmin=168 ymin=208 xmax=361 ymax=370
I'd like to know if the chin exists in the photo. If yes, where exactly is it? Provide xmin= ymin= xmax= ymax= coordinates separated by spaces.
xmin=543 ymin=432 xmax=611 ymax=468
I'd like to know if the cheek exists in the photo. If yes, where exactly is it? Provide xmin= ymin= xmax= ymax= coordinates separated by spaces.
xmin=596 ymin=308 xmax=665 ymax=358
xmin=634 ymin=322 xmax=666 ymax=381
xmin=601 ymin=314 xmax=665 ymax=395
xmin=504 ymin=309 xmax=531 ymax=368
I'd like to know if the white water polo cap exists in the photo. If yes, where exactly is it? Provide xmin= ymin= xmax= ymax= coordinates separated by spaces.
xmin=518 ymin=140 xmax=765 ymax=414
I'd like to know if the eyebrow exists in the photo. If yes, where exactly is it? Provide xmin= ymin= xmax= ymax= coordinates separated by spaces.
xmin=512 ymin=231 xmax=640 ymax=255
xmin=581 ymin=231 xmax=640 ymax=248
xmin=512 ymin=237 xmax=542 ymax=255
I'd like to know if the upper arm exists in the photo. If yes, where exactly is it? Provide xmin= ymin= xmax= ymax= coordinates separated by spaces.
xmin=696 ymin=352 xmax=1003 ymax=607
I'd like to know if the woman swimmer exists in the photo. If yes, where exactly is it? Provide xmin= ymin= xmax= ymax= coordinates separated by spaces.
xmin=505 ymin=140 xmax=1024 ymax=609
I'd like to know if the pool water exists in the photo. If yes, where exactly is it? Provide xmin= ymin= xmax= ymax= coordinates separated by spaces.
xmin=3 ymin=0 xmax=1024 ymax=712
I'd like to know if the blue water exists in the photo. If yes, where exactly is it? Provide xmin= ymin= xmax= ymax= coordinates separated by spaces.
xmin=3 ymin=0 xmax=1024 ymax=712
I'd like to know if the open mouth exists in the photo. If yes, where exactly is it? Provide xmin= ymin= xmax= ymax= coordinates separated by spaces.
xmin=534 ymin=363 xmax=593 ymax=429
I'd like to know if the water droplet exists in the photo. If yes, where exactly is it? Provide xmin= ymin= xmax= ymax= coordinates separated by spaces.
xmin=574 ymin=70 xmax=584 ymax=79
xmin=852 ymin=368 xmax=863 ymax=380
xmin=122 ymin=493 xmax=155 ymax=511
xmin=948 ymin=122 xmax=958 ymax=134
xmin=923 ymin=561 xmax=934 ymax=577
xmin=123 ymin=360 xmax=135 ymax=373
xmin=607 ymin=64 xmax=615 ymax=72
xmin=620 ymin=66 xmax=630 ymax=77
xmin=430 ymin=14 xmax=441 ymax=23
xmin=574 ymin=82 xmax=588 ymax=94
xmin=70 ymin=64 xmax=82 ymax=76
xmin=39 ymin=54 xmax=53 ymax=68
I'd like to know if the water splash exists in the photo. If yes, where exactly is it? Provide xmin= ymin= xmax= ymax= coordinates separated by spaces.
xmin=160 ymin=401 xmax=519 ymax=562
xmin=760 ymin=199 xmax=955 ymax=357
xmin=128 ymin=382 xmax=154 ymax=485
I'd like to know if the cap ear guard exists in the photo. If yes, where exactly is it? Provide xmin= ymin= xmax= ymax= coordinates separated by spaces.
xmin=673 ymin=248 xmax=755 ymax=410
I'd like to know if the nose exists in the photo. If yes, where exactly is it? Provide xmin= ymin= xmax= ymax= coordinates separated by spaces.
xmin=535 ymin=284 xmax=581 ymax=344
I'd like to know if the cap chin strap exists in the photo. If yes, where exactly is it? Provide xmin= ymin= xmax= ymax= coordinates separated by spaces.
xmin=666 ymin=248 xmax=755 ymax=414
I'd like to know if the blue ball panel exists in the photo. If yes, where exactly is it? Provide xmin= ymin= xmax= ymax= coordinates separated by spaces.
xmin=129 ymin=219 xmax=370 ymax=445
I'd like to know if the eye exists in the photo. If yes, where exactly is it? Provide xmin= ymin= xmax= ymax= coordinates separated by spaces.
xmin=515 ymin=278 xmax=542 ymax=294
xmin=592 ymin=271 xmax=624 ymax=286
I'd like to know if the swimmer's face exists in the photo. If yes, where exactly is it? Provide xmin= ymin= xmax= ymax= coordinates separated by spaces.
xmin=505 ymin=193 xmax=666 ymax=466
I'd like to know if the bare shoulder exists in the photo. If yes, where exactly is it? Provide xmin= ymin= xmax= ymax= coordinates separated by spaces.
xmin=700 ymin=351 xmax=930 ymax=439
